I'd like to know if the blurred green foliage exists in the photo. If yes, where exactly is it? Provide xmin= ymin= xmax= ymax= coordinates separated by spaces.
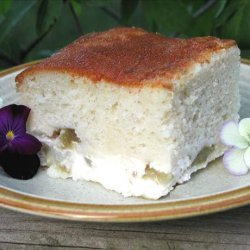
xmin=0 ymin=0 xmax=249 ymax=69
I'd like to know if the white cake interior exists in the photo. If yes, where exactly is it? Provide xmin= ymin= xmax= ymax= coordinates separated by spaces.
xmin=18 ymin=47 xmax=240 ymax=199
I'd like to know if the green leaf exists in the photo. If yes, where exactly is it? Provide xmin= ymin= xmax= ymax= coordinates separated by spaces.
xmin=241 ymin=49 xmax=250 ymax=59
xmin=36 ymin=0 xmax=64 ymax=35
xmin=0 ymin=0 xmax=36 ymax=44
xmin=0 ymin=31 xmax=22 ymax=65
xmin=142 ymin=0 xmax=192 ymax=35
xmin=215 ymin=0 xmax=242 ymax=27
xmin=181 ymin=0 xmax=206 ymax=16
xmin=0 ymin=0 xmax=13 ymax=15
xmin=214 ymin=0 xmax=228 ymax=18
xmin=121 ymin=0 xmax=139 ymax=24
xmin=32 ymin=49 xmax=56 ymax=59
xmin=220 ymin=0 xmax=250 ymax=49
xmin=185 ymin=0 xmax=228 ymax=36
xmin=84 ymin=0 xmax=116 ymax=7
xmin=70 ymin=0 xmax=82 ymax=16
xmin=188 ymin=11 xmax=214 ymax=36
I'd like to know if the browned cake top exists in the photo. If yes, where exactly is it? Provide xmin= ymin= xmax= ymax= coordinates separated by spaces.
xmin=16 ymin=27 xmax=236 ymax=90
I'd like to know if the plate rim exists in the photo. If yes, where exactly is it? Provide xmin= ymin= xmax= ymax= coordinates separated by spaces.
xmin=0 ymin=60 xmax=250 ymax=222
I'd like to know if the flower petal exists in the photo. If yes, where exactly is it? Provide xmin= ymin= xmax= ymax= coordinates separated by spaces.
xmin=0 ymin=104 xmax=30 ymax=135
xmin=8 ymin=133 xmax=42 ymax=155
xmin=223 ymin=148 xmax=248 ymax=175
xmin=0 ymin=105 xmax=13 ymax=134
xmin=239 ymin=118 xmax=250 ymax=142
xmin=0 ymin=151 xmax=40 ymax=180
xmin=243 ymin=147 xmax=250 ymax=168
xmin=220 ymin=121 xmax=248 ymax=149
xmin=0 ymin=134 xmax=8 ymax=152
xmin=9 ymin=105 xmax=30 ymax=135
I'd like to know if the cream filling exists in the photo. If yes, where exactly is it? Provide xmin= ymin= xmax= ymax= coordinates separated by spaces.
xmin=38 ymin=130 xmax=173 ymax=199
xmin=38 ymin=129 xmax=223 ymax=199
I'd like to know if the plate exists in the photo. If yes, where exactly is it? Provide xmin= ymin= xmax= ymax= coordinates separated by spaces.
xmin=0 ymin=61 xmax=249 ymax=222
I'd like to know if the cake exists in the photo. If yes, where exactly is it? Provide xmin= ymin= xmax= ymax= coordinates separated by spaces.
xmin=16 ymin=27 xmax=240 ymax=199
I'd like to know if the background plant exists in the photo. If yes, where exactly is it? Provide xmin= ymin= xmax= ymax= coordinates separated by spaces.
xmin=0 ymin=0 xmax=249 ymax=69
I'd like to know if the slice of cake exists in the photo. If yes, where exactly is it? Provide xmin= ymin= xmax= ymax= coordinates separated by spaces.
xmin=16 ymin=27 xmax=240 ymax=199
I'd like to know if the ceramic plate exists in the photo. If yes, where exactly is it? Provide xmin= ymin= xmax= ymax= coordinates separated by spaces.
xmin=0 ymin=61 xmax=249 ymax=222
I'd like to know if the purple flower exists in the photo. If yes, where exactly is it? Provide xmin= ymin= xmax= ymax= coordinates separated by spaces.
xmin=0 ymin=104 xmax=42 ymax=179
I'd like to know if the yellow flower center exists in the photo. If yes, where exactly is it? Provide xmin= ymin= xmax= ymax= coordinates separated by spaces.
xmin=6 ymin=130 xmax=15 ymax=140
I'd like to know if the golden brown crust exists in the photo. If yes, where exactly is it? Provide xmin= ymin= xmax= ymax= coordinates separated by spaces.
xmin=16 ymin=27 xmax=237 ymax=89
